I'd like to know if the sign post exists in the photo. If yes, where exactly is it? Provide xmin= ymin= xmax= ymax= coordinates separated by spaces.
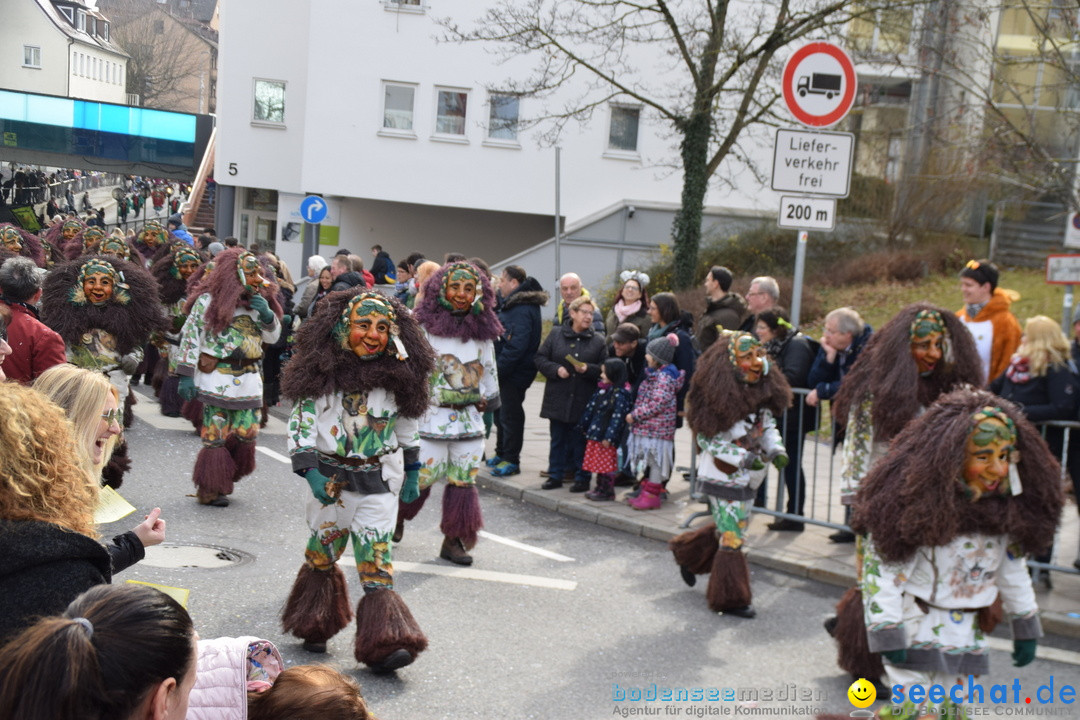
xmin=299 ymin=195 xmax=327 ymax=273
xmin=774 ymin=42 xmax=857 ymax=326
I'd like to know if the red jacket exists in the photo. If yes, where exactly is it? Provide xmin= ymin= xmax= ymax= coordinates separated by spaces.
xmin=2 ymin=299 xmax=68 ymax=384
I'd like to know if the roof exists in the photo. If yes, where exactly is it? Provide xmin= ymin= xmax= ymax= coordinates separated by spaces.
xmin=35 ymin=0 xmax=130 ymax=58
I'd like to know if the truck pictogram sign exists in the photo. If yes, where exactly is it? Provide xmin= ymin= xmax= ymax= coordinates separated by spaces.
xmin=782 ymin=43 xmax=857 ymax=128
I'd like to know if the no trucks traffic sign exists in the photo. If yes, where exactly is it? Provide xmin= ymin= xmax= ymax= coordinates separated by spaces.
xmin=782 ymin=43 xmax=857 ymax=128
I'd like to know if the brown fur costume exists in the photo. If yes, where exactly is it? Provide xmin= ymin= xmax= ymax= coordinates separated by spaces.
xmin=182 ymin=247 xmax=283 ymax=332
xmin=151 ymin=243 xmax=205 ymax=306
xmin=280 ymin=289 xmax=434 ymax=418
xmin=0 ymin=223 xmax=47 ymax=268
xmin=851 ymin=387 xmax=1064 ymax=562
xmin=833 ymin=302 xmax=982 ymax=440
xmin=40 ymin=254 xmax=168 ymax=355
xmin=685 ymin=333 xmax=791 ymax=438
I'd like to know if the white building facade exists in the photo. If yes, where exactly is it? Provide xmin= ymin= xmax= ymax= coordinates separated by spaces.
xmin=1 ymin=0 xmax=129 ymax=105
xmin=214 ymin=0 xmax=729 ymax=286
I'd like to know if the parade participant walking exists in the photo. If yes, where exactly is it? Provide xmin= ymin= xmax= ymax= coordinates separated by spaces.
xmin=40 ymin=253 xmax=167 ymax=487
xmin=0 ymin=223 xmax=47 ymax=268
xmin=398 ymin=261 xmax=501 ymax=566
xmin=825 ymin=303 xmax=982 ymax=685
xmin=150 ymin=244 xmax=204 ymax=416
xmin=852 ymin=388 xmax=1063 ymax=719
xmin=623 ymin=333 xmax=686 ymax=509
xmin=177 ymin=248 xmax=282 ymax=507
xmin=668 ymin=330 xmax=790 ymax=619
xmin=280 ymin=289 xmax=434 ymax=672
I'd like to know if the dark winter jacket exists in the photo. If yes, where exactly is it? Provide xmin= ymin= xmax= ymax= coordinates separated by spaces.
xmin=330 ymin=271 xmax=367 ymax=293
xmin=576 ymin=382 xmax=633 ymax=443
xmin=990 ymin=360 xmax=1080 ymax=423
xmin=807 ymin=323 xmax=872 ymax=401
xmin=371 ymin=251 xmax=396 ymax=285
xmin=495 ymin=277 xmax=548 ymax=387
xmin=604 ymin=305 xmax=651 ymax=341
xmin=765 ymin=329 xmax=818 ymax=427
xmin=607 ymin=340 xmax=648 ymax=392
xmin=534 ymin=324 xmax=607 ymax=423
xmin=0 ymin=520 xmax=144 ymax=644
xmin=697 ymin=293 xmax=748 ymax=351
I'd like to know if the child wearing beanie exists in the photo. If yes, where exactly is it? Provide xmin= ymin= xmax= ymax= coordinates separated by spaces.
xmin=624 ymin=333 xmax=685 ymax=509
xmin=575 ymin=358 xmax=634 ymax=500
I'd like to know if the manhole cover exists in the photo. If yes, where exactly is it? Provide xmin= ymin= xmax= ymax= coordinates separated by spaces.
xmin=141 ymin=542 xmax=253 ymax=569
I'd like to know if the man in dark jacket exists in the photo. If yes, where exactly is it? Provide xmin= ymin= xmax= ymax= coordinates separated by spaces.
xmin=489 ymin=266 xmax=548 ymax=477
xmin=806 ymin=306 xmax=872 ymax=407
xmin=0 ymin=257 xmax=67 ymax=384
xmin=607 ymin=322 xmax=647 ymax=391
xmin=370 ymin=244 xmax=396 ymax=285
xmin=329 ymin=254 xmax=366 ymax=292
xmin=696 ymin=265 xmax=747 ymax=351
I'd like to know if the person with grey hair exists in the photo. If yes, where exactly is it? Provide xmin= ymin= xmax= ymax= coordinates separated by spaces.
xmin=0 ymin=257 xmax=66 ymax=384
xmin=738 ymin=276 xmax=781 ymax=333
xmin=805 ymin=306 xmax=872 ymax=408
xmin=294 ymin=255 xmax=328 ymax=313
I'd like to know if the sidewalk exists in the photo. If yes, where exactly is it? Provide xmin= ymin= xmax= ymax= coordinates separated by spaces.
xmin=478 ymin=383 xmax=1080 ymax=639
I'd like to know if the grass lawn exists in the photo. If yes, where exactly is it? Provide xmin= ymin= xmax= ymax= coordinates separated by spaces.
xmin=801 ymin=266 xmax=1073 ymax=336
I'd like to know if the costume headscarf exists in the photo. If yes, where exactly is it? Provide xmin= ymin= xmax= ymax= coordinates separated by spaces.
xmin=412 ymin=261 xmax=502 ymax=342
xmin=40 ymin=254 xmax=168 ymax=356
xmin=282 ymin=288 xmax=434 ymax=419
xmin=833 ymin=302 xmax=982 ymax=441
xmin=0 ymin=222 xmax=46 ymax=267
xmin=182 ymin=247 xmax=282 ymax=336
xmin=44 ymin=218 xmax=86 ymax=258
xmin=686 ymin=331 xmax=791 ymax=438
xmin=726 ymin=330 xmax=770 ymax=384
xmin=851 ymin=387 xmax=1063 ymax=564
xmin=98 ymin=230 xmax=139 ymax=262
xmin=151 ymin=243 xmax=203 ymax=305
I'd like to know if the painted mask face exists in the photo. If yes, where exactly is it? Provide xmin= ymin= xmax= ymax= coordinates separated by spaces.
xmin=909 ymin=309 xmax=947 ymax=375
xmin=728 ymin=332 xmax=766 ymax=384
xmin=81 ymin=227 xmax=105 ymax=251
xmin=83 ymin=271 xmax=115 ymax=304
xmin=173 ymin=249 xmax=201 ymax=280
xmin=349 ymin=306 xmax=391 ymax=359
xmin=99 ymin=237 xmax=130 ymax=259
xmin=62 ymin=220 xmax=83 ymax=241
xmin=237 ymin=252 xmax=265 ymax=292
xmin=444 ymin=266 xmax=478 ymax=313
xmin=1 ymin=227 xmax=23 ymax=253
xmin=140 ymin=223 xmax=165 ymax=248
xmin=963 ymin=412 xmax=1016 ymax=500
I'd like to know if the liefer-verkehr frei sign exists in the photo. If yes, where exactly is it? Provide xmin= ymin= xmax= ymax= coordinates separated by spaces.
xmin=771 ymin=128 xmax=854 ymax=198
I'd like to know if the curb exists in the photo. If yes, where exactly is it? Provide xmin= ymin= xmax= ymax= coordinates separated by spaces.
xmin=478 ymin=471 xmax=1080 ymax=640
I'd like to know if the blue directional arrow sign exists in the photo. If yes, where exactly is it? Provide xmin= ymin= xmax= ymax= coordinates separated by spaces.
xmin=299 ymin=195 xmax=328 ymax=224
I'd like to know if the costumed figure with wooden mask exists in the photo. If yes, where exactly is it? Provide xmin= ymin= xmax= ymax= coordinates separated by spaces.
xmin=150 ymin=244 xmax=204 ymax=417
xmin=280 ymin=289 xmax=434 ymax=672
xmin=177 ymin=248 xmax=282 ymax=506
xmin=398 ymin=261 xmax=501 ymax=566
xmin=668 ymin=330 xmax=790 ymax=619
xmin=40 ymin=254 xmax=167 ymax=488
xmin=0 ymin=223 xmax=47 ymax=268
xmin=826 ymin=304 xmax=983 ymax=688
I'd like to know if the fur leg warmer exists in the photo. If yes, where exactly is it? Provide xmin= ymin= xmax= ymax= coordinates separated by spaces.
xmin=193 ymin=445 xmax=235 ymax=497
xmin=353 ymin=588 xmax=428 ymax=667
xmin=101 ymin=439 xmax=131 ymax=490
xmin=231 ymin=440 xmax=257 ymax=480
xmin=151 ymin=357 xmax=167 ymax=396
xmin=833 ymin=587 xmax=885 ymax=680
xmin=669 ymin=523 xmax=719 ymax=575
xmin=706 ymin=548 xmax=752 ymax=613
xmin=398 ymin=486 xmax=431 ymax=521
xmin=440 ymin=484 xmax=483 ymax=549
xmin=281 ymin=564 xmax=353 ymax=643
xmin=158 ymin=375 xmax=182 ymax=417
xmin=123 ymin=388 xmax=136 ymax=429
xmin=181 ymin=399 xmax=204 ymax=432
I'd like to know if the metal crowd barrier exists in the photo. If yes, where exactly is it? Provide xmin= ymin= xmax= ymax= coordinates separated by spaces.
xmin=682 ymin=389 xmax=1079 ymax=578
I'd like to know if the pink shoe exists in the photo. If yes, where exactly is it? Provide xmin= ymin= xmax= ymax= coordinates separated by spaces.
xmin=627 ymin=481 xmax=663 ymax=510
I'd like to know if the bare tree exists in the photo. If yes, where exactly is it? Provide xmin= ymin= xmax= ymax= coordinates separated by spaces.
xmin=99 ymin=0 xmax=207 ymax=110
xmin=440 ymin=0 xmax=916 ymax=289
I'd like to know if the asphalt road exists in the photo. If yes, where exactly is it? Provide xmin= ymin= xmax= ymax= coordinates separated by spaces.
xmin=104 ymin=385 xmax=1080 ymax=719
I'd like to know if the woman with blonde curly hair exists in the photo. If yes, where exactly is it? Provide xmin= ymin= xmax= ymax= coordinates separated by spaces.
xmin=0 ymin=382 xmax=165 ymax=643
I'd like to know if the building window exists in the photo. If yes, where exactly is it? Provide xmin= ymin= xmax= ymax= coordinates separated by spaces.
xmin=76 ymin=10 xmax=86 ymax=32
xmin=384 ymin=0 xmax=424 ymax=12
xmin=608 ymin=104 xmax=640 ymax=152
xmin=59 ymin=6 xmax=73 ymax=22
xmin=253 ymin=79 xmax=286 ymax=124
xmin=435 ymin=88 xmax=468 ymax=136
xmin=382 ymin=82 xmax=416 ymax=132
xmin=153 ymin=19 xmax=165 ymax=34
xmin=487 ymin=93 xmax=520 ymax=141
xmin=102 ymin=22 xmax=109 ymax=41
xmin=23 ymin=46 xmax=41 ymax=68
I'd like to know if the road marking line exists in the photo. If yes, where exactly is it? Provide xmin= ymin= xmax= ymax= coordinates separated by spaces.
xmin=256 ymin=446 xmax=291 ymax=464
xmin=986 ymin=636 xmax=1080 ymax=666
xmin=392 ymin=561 xmax=576 ymax=590
xmin=478 ymin=530 xmax=574 ymax=562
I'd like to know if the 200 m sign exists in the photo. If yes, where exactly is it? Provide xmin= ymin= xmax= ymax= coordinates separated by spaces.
xmin=777 ymin=195 xmax=836 ymax=231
